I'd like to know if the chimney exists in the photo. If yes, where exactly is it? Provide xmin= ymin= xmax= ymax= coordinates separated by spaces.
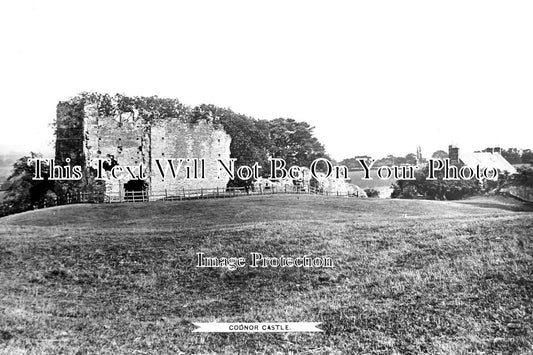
xmin=449 ymin=145 xmax=459 ymax=164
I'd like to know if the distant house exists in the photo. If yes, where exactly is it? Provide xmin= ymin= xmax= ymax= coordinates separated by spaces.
xmin=448 ymin=145 xmax=517 ymax=174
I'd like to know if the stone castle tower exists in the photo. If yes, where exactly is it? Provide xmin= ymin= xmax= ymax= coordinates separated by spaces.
xmin=55 ymin=95 xmax=231 ymax=200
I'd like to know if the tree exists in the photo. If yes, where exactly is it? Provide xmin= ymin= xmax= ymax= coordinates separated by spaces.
xmin=191 ymin=104 xmax=271 ymax=187
xmin=500 ymin=148 xmax=521 ymax=164
xmin=268 ymin=118 xmax=328 ymax=167
xmin=338 ymin=157 xmax=371 ymax=170
xmin=374 ymin=155 xmax=396 ymax=167
xmin=2 ymin=153 xmax=56 ymax=214
xmin=521 ymin=149 xmax=533 ymax=164
xmin=405 ymin=153 xmax=417 ymax=165
xmin=391 ymin=165 xmax=481 ymax=200
xmin=191 ymin=106 xmax=330 ymax=186
xmin=511 ymin=167 xmax=533 ymax=187
xmin=54 ymin=94 xmax=332 ymax=189
xmin=431 ymin=150 xmax=449 ymax=159
xmin=338 ymin=158 xmax=356 ymax=170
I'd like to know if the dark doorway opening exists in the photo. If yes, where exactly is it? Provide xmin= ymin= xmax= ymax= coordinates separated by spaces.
xmin=124 ymin=180 xmax=148 ymax=202
xmin=124 ymin=180 xmax=147 ymax=191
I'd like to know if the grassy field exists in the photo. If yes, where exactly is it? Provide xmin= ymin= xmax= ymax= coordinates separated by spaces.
xmin=0 ymin=195 xmax=532 ymax=354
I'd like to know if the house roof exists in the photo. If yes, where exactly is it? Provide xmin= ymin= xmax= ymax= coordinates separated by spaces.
xmin=460 ymin=152 xmax=517 ymax=174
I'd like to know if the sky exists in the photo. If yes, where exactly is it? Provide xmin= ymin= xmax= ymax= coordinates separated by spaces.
xmin=0 ymin=0 xmax=532 ymax=161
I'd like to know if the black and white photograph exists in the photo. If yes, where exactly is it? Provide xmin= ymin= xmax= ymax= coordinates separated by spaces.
xmin=1 ymin=1 xmax=532 ymax=354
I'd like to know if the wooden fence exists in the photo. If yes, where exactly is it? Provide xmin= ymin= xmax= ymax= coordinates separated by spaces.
xmin=105 ymin=184 xmax=359 ymax=203
xmin=0 ymin=184 xmax=361 ymax=216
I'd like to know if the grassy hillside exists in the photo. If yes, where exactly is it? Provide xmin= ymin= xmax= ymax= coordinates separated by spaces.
xmin=1 ymin=196 xmax=532 ymax=354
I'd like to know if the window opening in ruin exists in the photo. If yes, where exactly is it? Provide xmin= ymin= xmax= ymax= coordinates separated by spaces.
xmin=102 ymin=155 xmax=118 ymax=171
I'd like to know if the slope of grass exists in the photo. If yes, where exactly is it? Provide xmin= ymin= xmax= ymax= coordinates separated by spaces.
xmin=0 ymin=196 xmax=532 ymax=354
xmin=2 ymin=194 xmax=531 ymax=229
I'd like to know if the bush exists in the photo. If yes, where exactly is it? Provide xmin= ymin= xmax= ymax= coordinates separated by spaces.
xmin=392 ymin=166 xmax=481 ymax=200
xmin=511 ymin=167 xmax=533 ymax=187
xmin=364 ymin=188 xmax=380 ymax=198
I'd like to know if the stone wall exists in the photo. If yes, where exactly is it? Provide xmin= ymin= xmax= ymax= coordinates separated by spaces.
xmin=55 ymin=100 xmax=86 ymax=166
xmin=150 ymin=119 xmax=231 ymax=195
xmin=82 ymin=104 xmax=151 ymax=198
xmin=57 ymin=101 xmax=231 ymax=200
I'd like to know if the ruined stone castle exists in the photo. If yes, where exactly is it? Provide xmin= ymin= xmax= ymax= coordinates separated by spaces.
xmin=55 ymin=95 xmax=231 ymax=200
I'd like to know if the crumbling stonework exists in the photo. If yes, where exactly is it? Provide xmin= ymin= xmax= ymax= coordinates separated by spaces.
xmin=56 ymin=98 xmax=231 ymax=200
xmin=149 ymin=119 xmax=231 ymax=194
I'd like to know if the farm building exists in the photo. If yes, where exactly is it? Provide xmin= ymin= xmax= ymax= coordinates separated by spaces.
xmin=448 ymin=145 xmax=517 ymax=174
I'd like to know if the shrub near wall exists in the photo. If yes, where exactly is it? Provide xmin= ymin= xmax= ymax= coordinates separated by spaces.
xmin=392 ymin=166 xmax=481 ymax=200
